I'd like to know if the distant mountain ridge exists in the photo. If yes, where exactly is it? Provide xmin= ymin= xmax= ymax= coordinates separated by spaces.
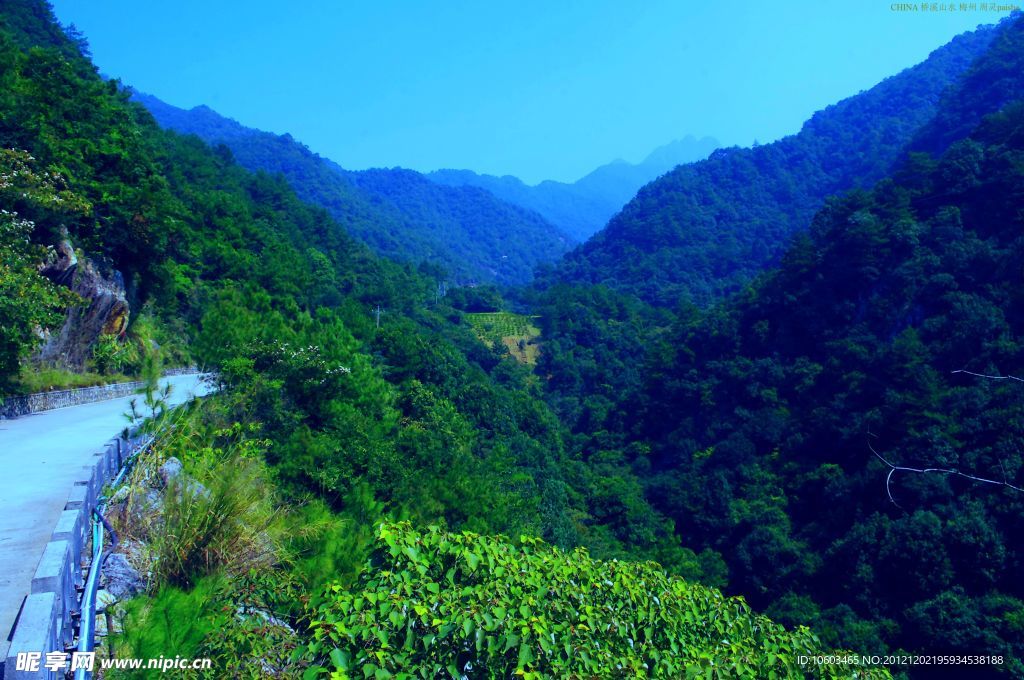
xmin=548 ymin=20 xmax=1007 ymax=306
xmin=429 ymin=135 xmax=719 ymax=242
xmin=132 ymin=92 xmax=572 ymax=286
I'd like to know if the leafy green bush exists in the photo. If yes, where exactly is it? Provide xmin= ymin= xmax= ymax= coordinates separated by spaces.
xmin=91 ymin=334 xmax=138 ymax=375
xmin=304 ymin=522 xmax=890 ymax=679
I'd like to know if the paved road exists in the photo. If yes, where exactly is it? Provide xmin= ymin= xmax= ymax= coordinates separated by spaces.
xmin=0 ymin=374 xmax=210 ymax=660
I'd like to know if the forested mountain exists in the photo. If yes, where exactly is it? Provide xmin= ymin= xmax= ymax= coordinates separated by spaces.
xmin=550 ymin=21 xmax=1003 ymax=306
xmin=0 ymin=1 xmax=878 ymax=676
xmin=530 ymin=14 xmax=1024 ymax=675
xmin=133 ymin=92 xmax=572 ymax=286
xmin=428 ymin=135 xmax=719 ymax=242
xmin=7 ymin=0 xmax=1024 ymax=675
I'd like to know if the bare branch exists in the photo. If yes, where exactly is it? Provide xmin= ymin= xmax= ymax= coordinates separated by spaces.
xmin=951 ymin=369 xmax=1024 ymax=383
xmin=867 ymin=432 xmax=1023 ymax=508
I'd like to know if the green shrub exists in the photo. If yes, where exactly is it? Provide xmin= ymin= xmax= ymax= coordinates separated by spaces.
xmin=14 ymin=365 xmax=130 ymax=393
xmin=304 ymin=522 xmax=890 ymax=679
xmin=91 ymin=334 xmax=139 ymax=375
xmin=110 ymin=572 xmax=303 ymax=679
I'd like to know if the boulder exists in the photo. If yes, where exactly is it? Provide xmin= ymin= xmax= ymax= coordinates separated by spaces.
xmin=101 ymin=552 xmax=144 ymax=600
xmin=159 ymin=457 xmax=210 ymax=499
xmin=157 ymin=457 xmax=183 ymax=487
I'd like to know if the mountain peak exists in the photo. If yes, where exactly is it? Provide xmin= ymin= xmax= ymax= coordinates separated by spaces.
xmin=427 ymin=136 xmax=720 ymax=241
xmin=549 ymin=18 xmax=1008 ymax=306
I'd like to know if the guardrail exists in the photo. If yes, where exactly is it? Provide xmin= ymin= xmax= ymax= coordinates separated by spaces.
xmin=1 ymin=373 xmax=212 ymax=679
xmin=3 ymin=429 xmax=149 ymax=679
xmin=72 ymin=435 xmax=150 ymax=680
xmin=0 ymin=368 xmax=199 ymax=420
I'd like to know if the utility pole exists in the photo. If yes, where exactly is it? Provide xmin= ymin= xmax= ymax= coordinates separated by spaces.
xmin=374 ymin=304 xmax=383 ymax=328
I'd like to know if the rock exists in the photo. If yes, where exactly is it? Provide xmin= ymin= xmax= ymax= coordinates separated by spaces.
xmin=159 ymin=457 xmax=210 ymax=499
xmin=236 ymin=606 xmax=294 ymax=632
xmin=107 ymin=485 xmax=131 ymax=505
xmin=158 ymin=457 xmax=183 ymax=487
xmin=120 ymin=487 xmax=164 ymax=538
xmin=101 ymin=553 xmax=144 ymax=600
xmin=36 ymin=231 xmax=130 ymax=370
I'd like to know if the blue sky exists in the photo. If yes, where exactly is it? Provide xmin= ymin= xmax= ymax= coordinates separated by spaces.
xmin=50 ymin=1 xmax=1000 ymax=184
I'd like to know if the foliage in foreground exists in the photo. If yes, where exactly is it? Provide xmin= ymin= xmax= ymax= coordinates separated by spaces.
xmin=110 ymin=571 xmax=304 ymax=680
xmin=305 ymin=522 xmax=890 ymax=679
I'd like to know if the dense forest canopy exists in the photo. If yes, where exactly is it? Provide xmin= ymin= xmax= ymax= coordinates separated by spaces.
xmin=527 ymin=14 xmax=1024 ymax=676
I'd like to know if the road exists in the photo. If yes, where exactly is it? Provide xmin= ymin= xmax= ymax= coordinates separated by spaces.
xmin=0 ymin=374 xmax=210 ymax=661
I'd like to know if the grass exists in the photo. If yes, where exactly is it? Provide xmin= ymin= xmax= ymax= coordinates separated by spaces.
xmin=14 ymin=365 xmax=135 ymax=394
xmin=465 ymin=312 xmax=542 ymax=365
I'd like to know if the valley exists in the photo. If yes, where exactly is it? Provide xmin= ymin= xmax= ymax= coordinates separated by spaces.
xmin=1 ymin=1 xmax=1023 ymax=678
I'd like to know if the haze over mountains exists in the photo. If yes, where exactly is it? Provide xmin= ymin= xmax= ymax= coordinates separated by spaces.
xmin=550 ymin=21 xmax=1004 ymax=306
xmin=428 ymin=135 xmax=719 ymax=242
xmin=133 ymin=92 xmax=573 ymax=286
xmin=134 ymin=93 xmax=718 ymax=287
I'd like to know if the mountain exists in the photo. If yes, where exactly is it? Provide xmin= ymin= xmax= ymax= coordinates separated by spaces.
xmin=549 ymin=20 xmax=1004 ymax=307
xmin=530 ymin=14 xmax=1024 ymax=674
xmin=132 ymin=92 xmax=572 ymax=286
xmin=636 ymin=98 xmax=1024 ymax=676
xmin=428 ymin=135 xmax=719 ymax=242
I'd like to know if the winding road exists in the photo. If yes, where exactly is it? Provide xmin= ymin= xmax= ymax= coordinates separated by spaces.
xmin=0 ymin=374 xmax=209 ymax=662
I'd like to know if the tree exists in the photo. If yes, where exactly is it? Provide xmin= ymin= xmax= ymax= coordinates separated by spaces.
xmin=0 ymin=149 xmax=85 ymax=390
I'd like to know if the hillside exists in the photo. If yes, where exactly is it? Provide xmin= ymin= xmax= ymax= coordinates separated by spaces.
xmin=644 ymin=101 xmax=1024 ymax=674
xmin=530 ymin=15 xmax=1024 ymax=674
xmin=549 ymin=20 xmax=1003 ymax=306
xmin=428 ymin=135 xmax=719 ymax=242
xmin=133 ymin=92 xmax=571 ymax=286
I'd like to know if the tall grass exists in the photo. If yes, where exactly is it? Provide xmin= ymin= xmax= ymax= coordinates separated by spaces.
xmin=112 ymin=398 xmax=287 ymax=588
xmin=149 ymin=454 xmax=284 ymax=587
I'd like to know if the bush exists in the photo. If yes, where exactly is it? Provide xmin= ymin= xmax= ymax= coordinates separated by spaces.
xmin=304 ymin=522 xmax=891 ymax=679
xmin=91 ymin=334 xmax=138 ymax=375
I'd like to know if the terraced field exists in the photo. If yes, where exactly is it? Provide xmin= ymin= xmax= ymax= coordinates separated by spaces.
xmin=465 ymin=312 xmax=542 ymax=365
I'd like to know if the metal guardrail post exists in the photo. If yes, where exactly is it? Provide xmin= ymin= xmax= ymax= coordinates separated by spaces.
xmin=72 ymin=516 xmax=103 ymax=680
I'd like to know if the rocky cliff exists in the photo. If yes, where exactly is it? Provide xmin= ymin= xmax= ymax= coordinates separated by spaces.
xmin=36 ymin=236 xmax=130 ymax=370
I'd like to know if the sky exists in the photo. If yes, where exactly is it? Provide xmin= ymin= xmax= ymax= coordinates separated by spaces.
xmin=49 ymin=1 xmax=1002 ymax=184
